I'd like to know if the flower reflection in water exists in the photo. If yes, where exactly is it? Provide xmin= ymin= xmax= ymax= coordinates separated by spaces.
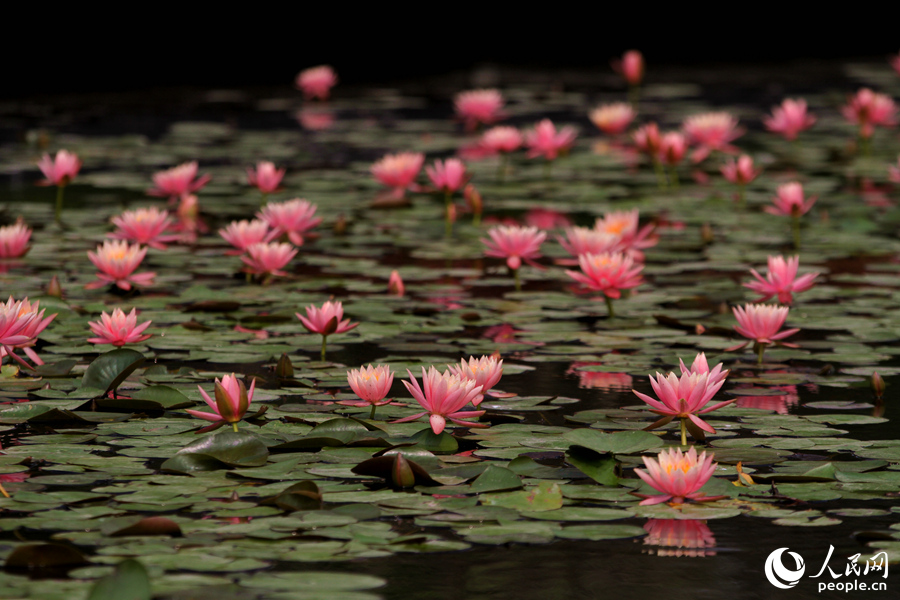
xmin=567 ymin=362 xmax=632 ymax=391
xmin=734 ymin=387 xmax=801 ymax=414
xmin=642 ymin=519 xmax=716 ymax=558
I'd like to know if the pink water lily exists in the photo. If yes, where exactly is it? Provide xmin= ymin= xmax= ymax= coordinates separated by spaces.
xmin=247 ymin=161 xmax=285 ymax=194
xmin=448 ymin=355 xmax=503 ymax=406
xmin=0 ymin=220 xmax=32 ymax=259
xmin=186 ymin=373 xmax=255 ymax=432
xmin=842 ymin=88 xmax=897 ymax=139
xmin=258 ymin=198 xmax=322 ymax=246
xmin=566 ymin=252 xmax=643 ymax=317
xmin=371 ymin=152 xmax=424 ymax=196
xmin=557 ymin=227 xmax=624 ymax=264
xmin=296 ymin=65 xmax=337 ymax=100
xmin=613 ymin=50 xmax=644 ymax=86
xmin=764 ymin=98 xmax=816 ymax=141
xmin=731 ymin=303 xmax=800 ymax=363
xmin=148 ymin=161 xmax=210 ymax=201
xmin=393 ymin=367 xmax=485 ymax=434
xmin=679 ymin=352 xmax=728 ymax=386
xmin=682 ymin=112 xmax=742 ymax=162
xmin=720 ymin=155 xmax=761 ymax=186
xmin=297 ymin=300 xmax=359 ymax=361
xmin=426 ymin=159 xmax=467 ymax=194
xmin=594 ymin=209 xmax=657 ymax=261
xmin=109 ymin=207 xmax=177 ymax=250
xmin=388 ymin=270 xmax=405 ymax=296
xmin=526 ymin=119 xmax=577 ymax=161
xmin=481 ymin=126 xmax=523 ymax=154
xmin=219 ymin=219 xmax=274 ymax=255
xmin=745 ymin=255 xmax=818 ymax=304
xmin=589 ymin=103 xmax=635 ymax=135
xmin=455 ymin=89 xmax=505 ymax=130
xmin=633 ymin=447 xmax=722 ymax=506
xmin=87 ymin=308 xmax=152 ymax=347
xmin=241 ymin=242 xmax=297 ymax=279
xmin=37 ymin=150 xmax=81 ymax=186
xmin=0 ymin=297 xmax=56 ymax=370
xmin=86 ymin=240 xmax=155 ymax=291
xmin=343 ymin=364 xmax=395 ymax=418
xmin=633 ymin=369 xmax=732 ymax=444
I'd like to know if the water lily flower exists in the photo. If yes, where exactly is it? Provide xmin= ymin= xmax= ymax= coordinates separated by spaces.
xmin=614 ymin=50 xmax=645 ymax=86
xmin=109 ymin=207 xmax=176 ymax=250
xmin=257 ymin=198 xmax=322 ymax=246
xmin=633 ymin=122 xmax=661 ymax=157
xmin=0 ymin=297 xmax=56 ymax=370
xmin=87 ymin=308 xmax=152 ymax=347
xmin=37 ymin=150 xmax=81 ymax=225
xmin=480 ymin=126 xmax=522 ymax=154
xmin=148 ymin=161 xmax=210 ymax=202
xmin=766 ymin=182 xmax=816 ymax=247
xmin=764 ymin=98 xmax=816 ymax=141
xmin=525 ymin=119 xmax=577 ymax=161
xmin=86 ymin=240 xmax=155 ymax=290
xmin=721 ymin=155 xmax=761 ymax=186
xmin=426 ymin=158 xmax=467 ymax=194
xmin=658 ymin=132 xmax=687 ymax=166
xmin=482 ymin=225 xmax=546 ymax=291
xmin=247 ymin=161 xmax=285 ymax=196
xmin=448 ymin=355 xmax=503 ymax=405
xmin=842 ymin=88 xmax=897 ymax=140
xmin=633 ymin=369 xmax=732 ymax=445
xmin=0 ymin=220 xmax=32 ymax=259
xmin=678 ymin=352 xmax=728 ymax=386
xmin=557 ymin=227 xmax=624 ymax=264
xmin=296 ymin=300 xmax=359 ymax=361
xmin=296 ymin=65 xmax=337 ymax=100
xmin=682 ymin=112 xmax=742 ymax=162
xmin=371 ymin=152 xmax=425 ymax=197
xmin=566 ymin=252 xmax=643 ymax=317
xmin=731 ymin=303 xmax=800 ymax=363
xmin=633 ymin=447 xmax=721 ymax=506
xmin=393 ymin=367 xmax=485 ymax=434
xmin=594 ymin=209 xmax=657 ymax=261
xmin=219 ymin=219 xmax=274 ymax=255
xmin=745 ymin=255 xmax=818 ymax=304
xmin=344 ymin=364 xmax=395 ymax=418
xmin=455 ymin=89 xmax=504 ymax=130
xmin=589 ymin=103 xmax=636 ymax=135
xmin=388 ymin=270 xmax=405 ymax=296
xmin=240 ymin=241 xmax=297 ymax=281
xmin=171 ymin=194 xmax=207 ymax=244
xmin=186 ymin=373 xmax=255 ymax=432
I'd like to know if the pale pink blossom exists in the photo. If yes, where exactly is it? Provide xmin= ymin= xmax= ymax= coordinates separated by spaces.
xmin=388 ymin=270 xmax=405 ymax=296
xmin=744 ymin=255 xmax=818 ymax=304
xmin=448 ymin=355 xmax=503 ymax=406
xmin=86 ymin=240 xmax=155 ymax=290
xmin=765 ymin=182 xmax=816 ymax=217
xmin=482 ymin=225 xmax=546 ymax=270
xmin=720 ymin=155 xmax=761 ymax=185
xmin=240 ymin=242 xmax=297 ymax=278
xmin=247 ymin=161 xmax=285 ymax=194
xmin=764 ymin=98 xmax=816 ymax=141
xmin=557 ymin=227 xmax=624 ymax=262
xmin=455 ymin=89 xmax=505 ymax=130
xmin=658 ymin=132 xmax=687 ymax=166
xmin=566 ymin=252 xmax=643 ymax=299
xmin=371 ymin=152 xmax=424 ymax=193
xmin=37 ymin=150 xmax=81 ymax=186
xmin=257 ymin=198 xmax=322 ymax=246
xmin=480 ymin=126 xmax=523 ymax=154
xmin=187 ymin=373 xmax=255 ymax=430
xmin=732 ymin=303 xmax=799 ymax=346
xmin=633 ymin=122 xmax=661 ymax=157
xmin=296 ymin=65 xmax=337 ymax=100
xmin=525 ymin=119 xmax=577 ymax=160
xmin=0 ymin=220 xmax=32 ymax=259
xmin=426 ymin=158 xmax=467 ymax=193
xmin=148 ymin=162 xmax=210 ymax=201
xmin=0 ymin=297 xmax=56 ymax=369
xmin=679 ymin=352 xmax=728 ymax=386
xmin=219 ymin=219 xmax=274 ymax=255
xmin=633 ymin=369 xmax=732 ymax=442
xmin=109 ymin=207 xmax=176 ymax=250
xmin=87 ymin=308 xmax=152 ymax=346
xmin=172 ymin=194 xmax=207 ymax=243
xmin=613 ymin=50 xmax=645 ymax=86
xmin=682 ymin=112 xmax=743 ymax=162
xmin=842 ymin=88 xmax=898 ymax=139
xmin=296 ymin=300 xmax=359 ymax=336
xmin=594 ymin=209 xmax=657 ymax=261
xmin=343 ymin=364 xmax=395 ymax=409
xmin=634 ymin=447 xmax=719 ymax=506
xmin=393 ymin=367 xmax=485 ymax=434
xmin=589 ymin=103 xmax=636 ymax=135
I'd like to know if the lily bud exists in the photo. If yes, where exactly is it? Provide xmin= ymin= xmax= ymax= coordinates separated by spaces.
xmin=391 ymin=453 xmax=417 ymax=489
xmin=214 ymin=376 xmax=250 ymax=423
xmin=46 ymin=275 xmax=63 ymax=298
xmin=872 ymin=371 xmax=885 ymax=400
xmin=388 ymin=270 xmax=405 ymax=297
xmin=276 ymin=353 xmax=294 ymax=378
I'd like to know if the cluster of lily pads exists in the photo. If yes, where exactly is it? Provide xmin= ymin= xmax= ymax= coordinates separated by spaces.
xmin=1 ymin=53 xmax=900 ymax=599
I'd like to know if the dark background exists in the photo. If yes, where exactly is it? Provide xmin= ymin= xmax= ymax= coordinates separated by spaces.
xmin=5 ymin=14 xmax=898 ymax=98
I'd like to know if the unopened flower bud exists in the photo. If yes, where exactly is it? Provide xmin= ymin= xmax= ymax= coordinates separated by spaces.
xmin=276 ymin=353 xmax=294 ymax=378
xmin=391 ymin=453 xmax=416 ymax=488
xmin=872 ymin=371 xmax=885 ymax=400
xmin=46 ymin=275 xmax=63 ymax=298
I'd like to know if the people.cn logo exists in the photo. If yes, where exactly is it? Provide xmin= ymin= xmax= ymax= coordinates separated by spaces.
xmin=765 ymin=547 xmax=807 ymax=589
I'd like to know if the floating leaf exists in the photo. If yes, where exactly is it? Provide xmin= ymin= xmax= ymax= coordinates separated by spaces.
xmin=87 ymin=559 xmax=151 ymax=600
xmin=81 ymin=349 xmax=146 ymax=394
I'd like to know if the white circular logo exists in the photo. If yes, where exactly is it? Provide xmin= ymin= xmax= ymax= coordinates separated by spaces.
xmin=765 ymin=547 xmax=806 ymax=589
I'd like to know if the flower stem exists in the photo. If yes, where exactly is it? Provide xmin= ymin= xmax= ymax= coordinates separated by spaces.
xmin=54 ymin=185 xmax=65 ymax=226
xmin=668 ymin=166 xmax=679 ymax=190
xmin=369 ymin=404 xmax=377 ymax=420
xmin=498 ymin=154 xmax=507 ymax=183
xmin=604 ymin=294 xmax=615 ymax=318
xmin=513 ymin=267 xmax=521 ymax=293
xmin=0 ymin=481 xmax=8 ymax=498
xmin=737 ymin=184 xmax=745 ymax=209
xmin=628 ymin=85 xmax=640 ymax=108
xmin=232 ymin=422 xmax=239 ymax=433
xmin=756 ymin=342 xmax=766 ymax=365
xmin=320 ymin=335 xmax=328 ymax=362
xmin=444 ymin=191 xmax=453 ymax=238
xmin=260 ymin=192 xmax=268 ymax=207
xmin=543 ymin=160 xmax=552 ymax=181
xmin=791 ymin=215 xmax=801 ymax=249
xmin=652 ymin=159 xmax=666 ymax=190
xmin=680 ymin=419 xmax=688 ymax=447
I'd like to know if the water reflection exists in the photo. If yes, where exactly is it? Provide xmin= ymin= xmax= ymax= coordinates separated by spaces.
xmin=568 ymin=362 xmax=633 ymax=391
xmin=642 ymin=519 xmax=717 ymax=558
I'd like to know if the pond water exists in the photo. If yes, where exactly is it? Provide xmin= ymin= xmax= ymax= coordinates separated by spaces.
xmin=0 ymin=59 xmax=899 ymax=599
